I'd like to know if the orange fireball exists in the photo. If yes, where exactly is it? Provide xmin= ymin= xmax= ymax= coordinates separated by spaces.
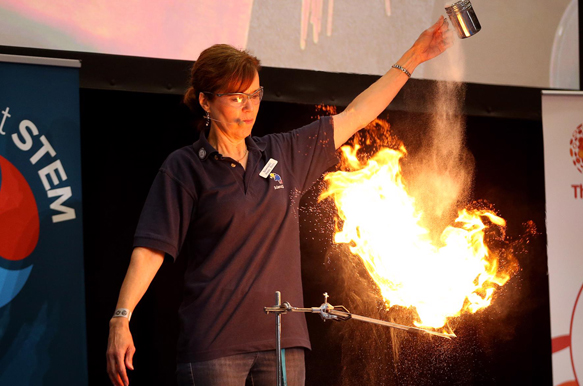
xmin=321 ymin=141 xmax=513 ymax=330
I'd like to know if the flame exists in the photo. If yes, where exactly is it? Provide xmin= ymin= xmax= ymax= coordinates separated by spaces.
xmin=321 ymin=143 xmax=512 ymax=330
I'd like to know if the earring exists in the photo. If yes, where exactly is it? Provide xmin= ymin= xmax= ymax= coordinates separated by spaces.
xmin=205 ymin=111 xmax=210 ymax=127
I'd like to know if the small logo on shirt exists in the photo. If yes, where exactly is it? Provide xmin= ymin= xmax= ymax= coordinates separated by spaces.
xmin=270 ymin=173 xmax=284 ymax=189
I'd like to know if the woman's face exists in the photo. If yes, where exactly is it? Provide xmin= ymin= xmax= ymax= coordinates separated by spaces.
xmin=204 ymin=71 xmax=261 ymax=140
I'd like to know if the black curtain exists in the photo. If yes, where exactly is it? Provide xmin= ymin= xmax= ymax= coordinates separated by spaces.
xmin=81 ymin=87 xmax=551 ymax=386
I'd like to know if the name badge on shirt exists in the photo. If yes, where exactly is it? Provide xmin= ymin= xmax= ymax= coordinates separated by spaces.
xmin=259 ymin=158 xmax=278 ymax=178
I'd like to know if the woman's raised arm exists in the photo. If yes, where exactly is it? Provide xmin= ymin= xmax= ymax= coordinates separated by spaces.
xmin=333 ymin=16 xmax=453 ymax=148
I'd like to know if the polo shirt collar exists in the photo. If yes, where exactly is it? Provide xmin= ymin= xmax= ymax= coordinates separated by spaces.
xmin=193 ymin=130 xmax=217 ymax=161
xmin=247 ymin=136 xmax=267 ymax=153
xmin=193 ymin=130 xmax=266 ymax=161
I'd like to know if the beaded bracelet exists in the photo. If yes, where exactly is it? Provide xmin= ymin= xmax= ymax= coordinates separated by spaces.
xmin=392 ymin=64 xmax=412 ymax=78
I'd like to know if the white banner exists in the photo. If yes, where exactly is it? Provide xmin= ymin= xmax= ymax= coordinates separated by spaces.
xmin=542 ymin=91 xmax=583 ymax=386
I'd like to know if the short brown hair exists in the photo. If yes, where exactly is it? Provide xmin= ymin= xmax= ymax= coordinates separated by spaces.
xmin=183 ymin=44 xmax=261 ymax=129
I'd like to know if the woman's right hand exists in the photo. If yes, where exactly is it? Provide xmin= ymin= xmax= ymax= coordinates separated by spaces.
xmin=105 ymin=247 xmax=164 ymax=385
xmin=106 ymin=317 xmax=136 ymax=386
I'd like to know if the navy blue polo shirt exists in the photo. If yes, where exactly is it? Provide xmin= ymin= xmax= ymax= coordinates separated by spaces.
xmin=134 ymin=116 xmax=338 ymax=362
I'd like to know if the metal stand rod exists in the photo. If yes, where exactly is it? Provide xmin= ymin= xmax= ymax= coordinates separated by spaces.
xmin=327 ymin=309 xmax=456 ymax=339
xmin=265 ymin=292 xmax=456 ymax=340
xmin=275 ymin=291 xmax=282 ymax=386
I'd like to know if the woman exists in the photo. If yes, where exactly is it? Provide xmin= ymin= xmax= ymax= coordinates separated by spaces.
xmin=107 ymin=17 xmax=453 ymax=386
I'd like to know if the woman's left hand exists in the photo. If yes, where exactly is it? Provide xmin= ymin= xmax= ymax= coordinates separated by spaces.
xmin=411 ymin=16 xmax=454 ymax=64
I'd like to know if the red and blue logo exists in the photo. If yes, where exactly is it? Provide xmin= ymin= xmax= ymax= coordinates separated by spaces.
xmin=0 ymin=155 xmax=39 ymax=308
xmin=270 ymin=173 xmax=283 ymax=184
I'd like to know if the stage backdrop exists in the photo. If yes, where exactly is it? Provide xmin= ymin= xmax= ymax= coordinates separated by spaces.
xmin=0 ymin=0 xmax=578 ymax=89
xmin=542 ymin=91 xmax=583 ymax=386
xmin=0 ymin=55 xmax=87 ymax=385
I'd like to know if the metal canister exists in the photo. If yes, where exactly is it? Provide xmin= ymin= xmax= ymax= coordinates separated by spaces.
xmin=445 ymin=0 xmax=481 ymax=39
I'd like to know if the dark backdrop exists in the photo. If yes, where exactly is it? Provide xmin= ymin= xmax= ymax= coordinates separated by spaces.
xmin=80 ymin=85 xmax=551 ymax=385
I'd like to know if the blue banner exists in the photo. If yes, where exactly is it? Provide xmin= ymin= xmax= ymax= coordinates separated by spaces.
xmin=0 ymin=56 xmax=87 ymax=385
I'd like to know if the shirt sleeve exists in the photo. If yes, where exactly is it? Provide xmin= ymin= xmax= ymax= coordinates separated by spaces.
xmin=133 ymin=162 xmax=197 ymax=260
xmin=274 ymin=116 xmax=339 ymax=193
